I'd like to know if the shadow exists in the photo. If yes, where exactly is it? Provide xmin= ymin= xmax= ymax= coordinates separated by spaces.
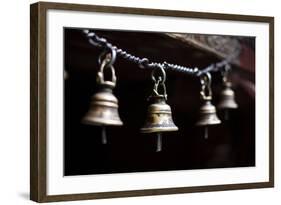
xmin=18 ymin=192 xmax=29 ymax=200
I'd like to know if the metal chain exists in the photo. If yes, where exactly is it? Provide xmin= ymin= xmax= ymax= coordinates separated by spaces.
xmin=83 ymin=29 xmax=239 ymax=77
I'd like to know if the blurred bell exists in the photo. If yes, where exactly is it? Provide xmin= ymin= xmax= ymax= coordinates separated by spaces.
xmin=196 ymin=100 xmax=221 ymax=126
xmin=141 ymin=95 xmax=178 ymax=133
xmin=217 ymin=82 xmax=238 ymax=109
xmin=197 ymin=72 xmax=221 ymax=140
xmin=64 ymin=70 xmax=69 ymax=80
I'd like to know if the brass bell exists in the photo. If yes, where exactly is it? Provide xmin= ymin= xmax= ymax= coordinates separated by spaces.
xmin=196 ymin=72 xmax=221 ymax=139
xmin=83 ymin=49 xmax=123 ymax=144
xmin=196 ymin=100 xmax=221 ymax=126
xmin=141 ymin=95 xmax=178 ymax=133
xmin=82 ymin=83 xmax=123 ymax=126
xmin=141 ymin=65 xmax=178 ymax=152
xmin=218 ymin=82 xmax=238 ymax=110
xmin=217 ymin=66 xmax=238 ymax=120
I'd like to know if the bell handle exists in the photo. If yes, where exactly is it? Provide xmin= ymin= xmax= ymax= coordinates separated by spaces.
xmin=151 ymin=65 xmax=166 ymax=84
xmin=221 ymin=64 xmax=231 ymax=84
xmin=97 ymin=50 xmax=117 ymax=87
xmin=151 ymin=65 xmax=167 ymax=99
xmin=98 ymin=48 xmax=117 ymax=68
xmin=200 ymin=72 xmax=212 ymax=100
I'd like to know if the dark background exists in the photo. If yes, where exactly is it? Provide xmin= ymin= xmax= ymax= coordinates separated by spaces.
xmin=64 ymin=28 xmax=255 ymax=176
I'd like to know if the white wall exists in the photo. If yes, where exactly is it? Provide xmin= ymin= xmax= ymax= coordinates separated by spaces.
xmin=0 ymin=0 xmax=279 ymax=204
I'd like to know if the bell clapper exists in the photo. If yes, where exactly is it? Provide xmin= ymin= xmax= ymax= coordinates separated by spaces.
xmin=204 ymin=126 xmax=208 ymax=139
xmin=156 ymin=133 xmax=162 ymax=152
xmin=101 ymin=126 xmax=107 ymax=144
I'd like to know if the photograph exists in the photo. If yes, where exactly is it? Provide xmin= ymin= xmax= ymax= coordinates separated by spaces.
xmin=30 ymin=2 xmax=273 ymax=202
xmin=64 ymin=28 xmax=255 ymax=176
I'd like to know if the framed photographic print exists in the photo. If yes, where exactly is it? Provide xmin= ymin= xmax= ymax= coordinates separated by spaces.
xmin=30 ymin=1 xmax=274 ymax=202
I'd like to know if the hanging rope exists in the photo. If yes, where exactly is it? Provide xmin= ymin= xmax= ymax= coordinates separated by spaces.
xmin=83 ymin=29 xmax=240 ymax=77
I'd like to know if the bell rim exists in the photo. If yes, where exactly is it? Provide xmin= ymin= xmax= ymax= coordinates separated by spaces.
xmin=82 ymin=117 xmax=123 ymax=126
xmin=196 ymin=119 xmax=221 ymax=126
xmin=217 ymin=103 xmax=238 ymax=109
xmin=140 ymin=126 xmax=178 ymax=133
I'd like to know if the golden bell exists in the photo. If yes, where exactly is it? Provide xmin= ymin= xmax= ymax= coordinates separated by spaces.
xmin=83 ymin=51 xmax=123 ymax=127
xmin=217 ymin=82 xmax=238 ymax=109
xmin=196 ymin=72 xmax=221 ymax=126
xmin=141 ymin=65 xmax=178 ymax=152
xmin=141 ymin=95 xmax=178 ymax=133
xmin=82 ymin=83 xmax=123 ymax=126
xmin=196 ymin=100 xmax=221 ymax=126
